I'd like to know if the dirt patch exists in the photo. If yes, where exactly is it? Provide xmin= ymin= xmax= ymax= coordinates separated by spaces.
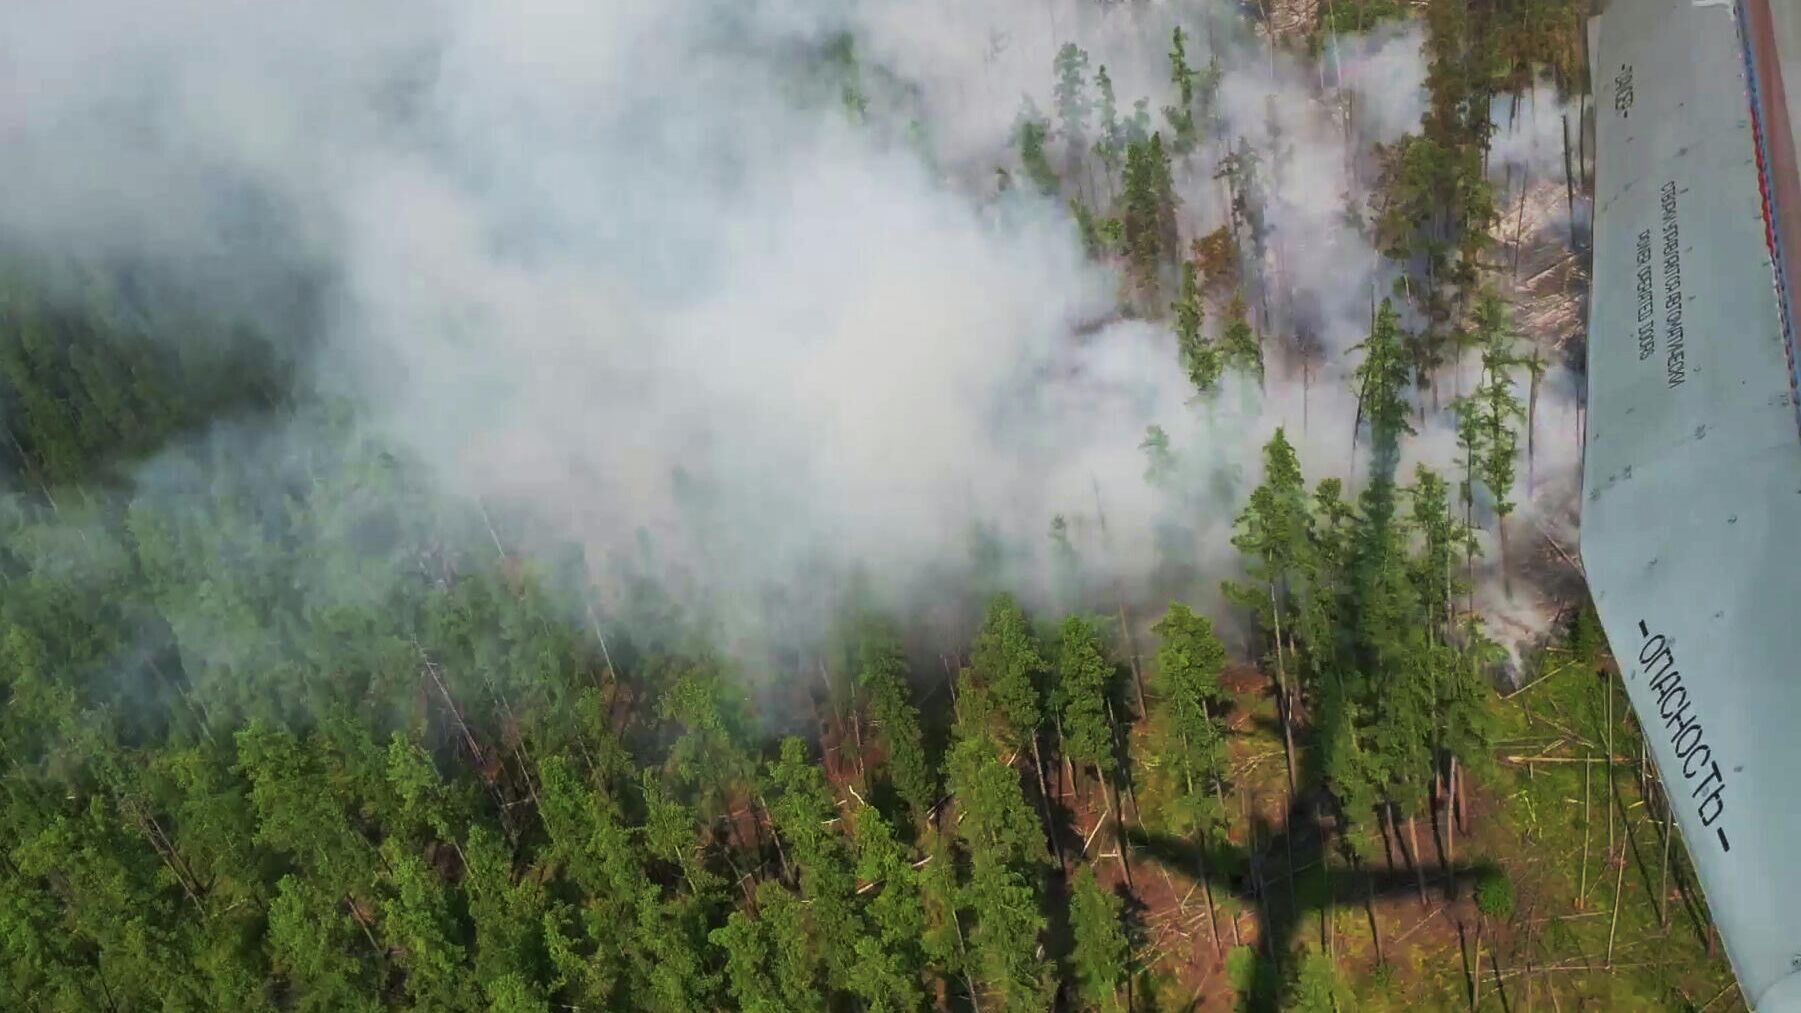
xmin=1221 ymin=662 xmax=1268 ymax=697
xmin=1116 ymin=665 xmax=1522 ymax=1009
xmin=1100 ymin=851 xmax=1244 ymax=1010
xmin=1493 ymin=175 xmax=1591 ymax=361
xmin=1263 ymin=0 xmax=1323 ymax=40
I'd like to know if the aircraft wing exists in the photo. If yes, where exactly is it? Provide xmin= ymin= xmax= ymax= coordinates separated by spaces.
xmin=1584 ymin=0 xmax=1801 ymax=1008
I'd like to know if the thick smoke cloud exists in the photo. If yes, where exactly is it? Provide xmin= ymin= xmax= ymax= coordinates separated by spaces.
xmin=0 ymin=0 xmax=1580 ymax=661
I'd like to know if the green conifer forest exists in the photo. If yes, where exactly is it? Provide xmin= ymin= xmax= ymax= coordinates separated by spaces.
xmin=0 ymin=0 xmax=1743 ymax=1010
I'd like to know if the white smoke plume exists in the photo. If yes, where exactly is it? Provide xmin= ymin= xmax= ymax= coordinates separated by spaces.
xmin=0 ymin=0 xmax=1582 ymax=662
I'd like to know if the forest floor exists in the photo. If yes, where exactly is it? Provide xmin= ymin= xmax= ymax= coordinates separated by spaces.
xmin=1074 ymin=650 xmax=1743 ymax=1011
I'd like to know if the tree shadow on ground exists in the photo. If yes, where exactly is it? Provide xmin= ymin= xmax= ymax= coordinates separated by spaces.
xmin=1130 ymin=787 xmax=1478 ymax=1011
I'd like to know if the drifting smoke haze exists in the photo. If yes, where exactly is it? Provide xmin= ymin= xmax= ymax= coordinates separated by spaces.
xmin=0 ymin=0 xmax=1584 ymax=665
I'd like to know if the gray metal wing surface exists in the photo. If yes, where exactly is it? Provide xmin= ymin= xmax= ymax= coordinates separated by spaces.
xmin=1585 ymin=0 xmax=1801 ymax=1007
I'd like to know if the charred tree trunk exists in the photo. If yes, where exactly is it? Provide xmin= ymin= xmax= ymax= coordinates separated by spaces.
xmin=1302 ymin=353 xmax=1312 ymax=432
xmin=760 ymin=795 xmax=792 ymax=883
xmin=1408 ymin=814 xmax=1429 ymax=907
xmin=1055 ymin=716 xmax=1076 ymax=806
xmin=1447 ymin=756 xmax=1458 ymax=869
xmin=1103 ymin=769 xmax=1134 ymax=890
xmin=1527 ymin=356 xmax=1542 ymax=495
xmin=1659 ymin=788 xmax=1675 ymax=927
xmin=1498 ymin=511 xmax=1512 ymax=599
xmin=1187 ymin=760 xmax=1225 ymax=954
xmin=1117 ymin=600 xmax=1149 ymax=719
xmin=1469 ymin=916 xmax=1484 ymax=1011
xmin=1562 ymin=113 xmax=1577 ymax=239
xmin=1513 ymin=169 xmax=1530 ymax=282
xmin=1270 ymin=584 xmax=1298 ymax=798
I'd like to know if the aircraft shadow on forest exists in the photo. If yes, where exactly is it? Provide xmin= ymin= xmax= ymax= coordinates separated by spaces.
xmin=1122 ymin=790 xmax=1481 ymax=1013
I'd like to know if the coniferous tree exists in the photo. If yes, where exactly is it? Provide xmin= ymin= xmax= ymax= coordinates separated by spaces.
xmin=967 ymin=594 xmax=1062 ymax=871
xmin=464 ymin=825 xmax=552 ymax=1006
xmin=236 ymin=722 xmax=381 ymax=910
xmin=1151 ymin=134 xmax=1181 ymax=267
xmin=659 ymin=661 xmax=756 ymax=832
xmin=712 ymin=882 xmax=823 ymax=1013
xmin=1148 ymin=602 xmax=1231 ymax=944
xmin=858 ymin=624 xmax=936 ymax=821
xmin=265 ymin=873 xmax=381 ymax=1012
xmin=1057 ymin=616 xmax=1130 ymax=883
xmin=1353 ymin=298 xmax=1416 ymax=467
xmin=1121 ymin=139 xmax=1162 ymax=302
xmin=917 ymin=827 xmax=971 ymax=996
xmin=1453 ymin=388 xmax=1484 ymax=588
xmin=1471 ymin=297 xmax=1525 ymax=588
xmin=1408 ymin=467 xmax=1494 ymax=846
xmin=1015 ymin=101 xmax=1060 ymax=197
xmin=1408 ymin=466 xmax=1470 ymax=640
xmin=1446 ymin=293 xmax=1525 ymax=595
xmin=1069 ymin=866 xmax=1130 ymax=1012
xmin=535 ymin=755 xmax=665 ymax=1005
xmin=1122 ymin=133 xmax=1179 ymax=305
xmin=848 ymin=806 xmax=928 ymax=1011
xmin=1289 ymin=948 xmax=1349 ymax=1012
xmin=641 ymin=769 xmax=720 ymax=900
xmin=765 ymin=737 xmax=868 ymax=998
xmin=1226 ymin=429 xmax=1310 ymax=794
xmin=709 ymin=910 xmax=781 ymax=1013
xmin=1224 ymin=141 xmax=1271 ymax=269
xmin=1165 ymin=27 xmax=1199 ymax=154
xmin=1342 ymin=456 xmax=1445 ymax=902
xmin=1404 ymin=464 xmax=1500 ymax=828
xmin=1220 ymin=292 xmax=1264 ymax=385
xmin=380 ymin=836 xmax=475 ymax=1009
xmin=1295 ymin=477 xmax=1356 ymax=694
xmin=1371 ymin=0 xmax=1500 ymax=337
xmin=970 ymin=594 xmax=1046 ymax=761
xmin=1071 ymin=198 xmax=1106 ymax=259
xmin=1054 ymin=43 xmax=1093 ymax=186
xmin=945 ymin=726 xmax=1052 ymax=1011
xmin=1093 ymin=65 xmax=1124 ymax=191
xmin=1126 ymin=98 xmax=1153 ymax=145
xmin=1173 ymin=261 xmax=1221 ymax=394
xmin=962 ymin=856 xmax=1049 ymax=1013
xmin=1139 ymin=425 xmax=1176 ymax=488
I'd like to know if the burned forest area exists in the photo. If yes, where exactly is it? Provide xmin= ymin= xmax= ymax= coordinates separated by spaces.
xmin=0 ymin=0 xmax=1745 ymax=1011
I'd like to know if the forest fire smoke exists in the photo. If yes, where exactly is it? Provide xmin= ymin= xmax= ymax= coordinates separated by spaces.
xmin=0 ymin=0 xmax=1585 ymax=664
